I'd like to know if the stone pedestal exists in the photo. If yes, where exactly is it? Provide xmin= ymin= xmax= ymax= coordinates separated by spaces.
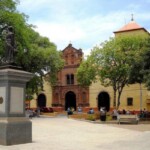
xmin=0 ymin=67 xmax=33 ymax=145
xmin=0 ymin=117 xmax=32 ymax=145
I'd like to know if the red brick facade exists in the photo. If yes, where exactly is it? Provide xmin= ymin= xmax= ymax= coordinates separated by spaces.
xmin=52 ymin=44 xmax=89 ymax=110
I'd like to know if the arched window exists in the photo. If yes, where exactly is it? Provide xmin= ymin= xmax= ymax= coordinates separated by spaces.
xmin=66 ymin=74 xmax=74 ymax=85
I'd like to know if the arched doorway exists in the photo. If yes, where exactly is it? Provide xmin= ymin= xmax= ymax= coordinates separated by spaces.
xmin=37 ymin=94 xmax=46 ymax=107
xmin=98 ymin=92 xmax=110 ymax=111
xmin=65 ymin=91 xmax=76 ymax=111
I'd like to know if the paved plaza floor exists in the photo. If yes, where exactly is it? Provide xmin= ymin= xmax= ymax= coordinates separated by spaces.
xmin=0 ymin=115 xmax=150 ymax=150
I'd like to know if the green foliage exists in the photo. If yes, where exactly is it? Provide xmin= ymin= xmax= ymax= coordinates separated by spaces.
xmin=142 ymin=38 xmax=150 ymax=90
xmin=128 ymin=36 xmax=150 ymax=90
xmin=86 ymin=114 xmax=96 ymax=121
xmin=77 ymin=58 xmax=97 ymax=86
xmin=0 ymin=0 xmax=18 ymax=12
xmin=0 ymin=0 xmax=64 ymax=97
xmin=95 ymin=36 xmax=144 ymax=84
xmin=94 ymin=35 xmax=147 ymax=108
xmin=77 ymin=35 xmax=147 ymax=108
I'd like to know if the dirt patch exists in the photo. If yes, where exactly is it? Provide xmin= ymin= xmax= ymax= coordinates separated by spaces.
xmin=107 ymin=123 xmax=150 ymax=132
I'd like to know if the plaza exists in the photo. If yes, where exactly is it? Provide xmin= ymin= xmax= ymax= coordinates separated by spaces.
xmin=0 ymin=115 xmax=150 ymax=150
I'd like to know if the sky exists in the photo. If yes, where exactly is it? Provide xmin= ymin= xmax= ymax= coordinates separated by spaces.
xmin=17 ymin=0 xmax=150 ymax=56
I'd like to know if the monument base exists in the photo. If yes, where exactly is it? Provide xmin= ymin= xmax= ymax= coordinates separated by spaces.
xmin=0 ymin=117 xmax=32 ymax=145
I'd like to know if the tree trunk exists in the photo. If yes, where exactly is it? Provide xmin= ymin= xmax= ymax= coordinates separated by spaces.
xmin=113 ymin=88 xmax=117 ymax=108
xmin=117 ymin=92 xmax=121 ymax=110
xmin=117 ymin=86 xmax=124 ymax=109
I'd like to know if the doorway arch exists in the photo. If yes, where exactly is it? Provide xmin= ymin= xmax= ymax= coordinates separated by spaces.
xmin=65 ymin=91 xmax=76 ymax=111
xmin=98 ymin=92 xmax=110 ymax=111
xmin=37 ymin=94 xmax=46 ymax=107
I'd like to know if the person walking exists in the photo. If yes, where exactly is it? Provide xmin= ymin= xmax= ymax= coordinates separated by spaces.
xmin=100 ymin=107 xmax=106 ymax=121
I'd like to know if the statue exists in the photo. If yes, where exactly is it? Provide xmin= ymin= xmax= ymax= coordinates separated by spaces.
xmin=1 ymin=25 xmax=16 ymax=64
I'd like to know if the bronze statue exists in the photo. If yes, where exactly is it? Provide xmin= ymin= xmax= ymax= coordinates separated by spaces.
xmin=2 ymin=25 xmax=16 ymax=64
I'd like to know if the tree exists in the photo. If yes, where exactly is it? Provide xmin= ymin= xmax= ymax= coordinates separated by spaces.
xmin=0 ymin=0 xmax=64 ymax=97
xmin=77 ymin=58 xmax=97 ymax=86
xmin=142 ymin=38 xmax=150 ymax=90
xmin=77 ymin=35 xmax=146 ymax=109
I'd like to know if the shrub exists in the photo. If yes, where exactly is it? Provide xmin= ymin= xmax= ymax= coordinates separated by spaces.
xmin=86 ymin=114 xmax=96 ymax=121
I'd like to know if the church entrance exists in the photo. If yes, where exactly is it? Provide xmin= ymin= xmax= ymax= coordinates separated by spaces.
xmin=65 ymin=91 xmax=76 ymax=111
xmin=98 ymin=92 xmax=110 ymax=111
xmin=37 ymin=94 xmax=46 ymax=107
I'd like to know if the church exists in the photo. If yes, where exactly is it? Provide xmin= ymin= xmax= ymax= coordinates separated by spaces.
xmin=51 ymin=44 xmax=89 ymax=111
xmin=30 ymin=18 xmax=150 ymax=112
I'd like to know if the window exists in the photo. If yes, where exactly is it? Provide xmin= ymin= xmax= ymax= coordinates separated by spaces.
xmin=82 ymin=92 xmax=86 ymax=102
xmin=66 ymin=74 xmax=74 ymax=85
xmin=71 ymin=74 xmax=74 ymax=84
xmin=127 ymin=97 xmax=133 ymax=106
xmin=66 ymin=75 xmax=70 ymax=84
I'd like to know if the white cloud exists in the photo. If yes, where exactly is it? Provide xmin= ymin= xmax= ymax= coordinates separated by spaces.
xmin=36 ymin=23 xmax=85 ymax=40
xmin=34 ymin=22 xmax=86 ymax=47
xmin=18 ymin=0 xmax=150 ymax=57
xmin=33 ymin=11 xmax=136 ymax=56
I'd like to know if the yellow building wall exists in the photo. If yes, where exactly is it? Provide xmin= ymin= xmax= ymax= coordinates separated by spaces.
xmin=30 ymin=99 xmax=37 ymax=108
xmin=119 ymin=84 xmax=147 ymax=111
xmin=147 ymin=91 xmax=150 ymax=110
xmin=89 ymin=80 xmax=150 ymax=111
xmin=115 ymin=29 xmax=149 ymax=37
xmin=29 ymin=78 xmax=53 ymax=108
xmin=33 ymin=78 xmax=150 ymax=112
xmin=89 ymin=81 xmax=113 ymax=108
xmin=43 ymin=79 xmax=53 ymax=107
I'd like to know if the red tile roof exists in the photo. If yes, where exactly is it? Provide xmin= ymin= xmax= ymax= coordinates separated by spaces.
xmin=114 ymin=20 xmax=143 ymax=33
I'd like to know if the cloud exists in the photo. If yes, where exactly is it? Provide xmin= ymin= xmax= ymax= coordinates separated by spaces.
xmin=34 ymin=22 xmax=86 ymax=47
xmin=34 ymin=11 xmax=128 ymax=55
xmin=18 ymin=0 xmax=150 ymax=57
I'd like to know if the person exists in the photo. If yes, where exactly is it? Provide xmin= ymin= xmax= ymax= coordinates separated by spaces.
xmin=100 ymin=107 xmax=106 ymax=121
xmin=37 ymin=107 xmax=40 ymax=117
xmin=143 ymin=108 xmax=147 ymax=118
xmin=88 ymin=108 xmax=94 ymax=114
xmin=28 ymin=109 xmax=33 ymax=119
xmin=122 ymin=109 xmax=126 ymax=114
xmin=126 ymin=110 xmax=130 ymax=115
xmin=67 ymin=107 xmax=72 ymax=117
xmin=77 ymin=107 xmax=82 ymax=113
xmin=112 ymin=108 xmax=118 ymax=120
xmin=139 ymin=109 xmax=144 ymax=119
xmin=90 ymin=108 xmax=94 ymax=114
